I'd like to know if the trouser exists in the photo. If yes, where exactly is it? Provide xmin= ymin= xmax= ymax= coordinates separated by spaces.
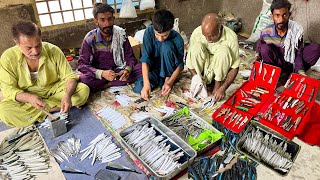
xmin=79 ymin=63 xmax=142 ymax=92
xmin=260 ymin=43 xmax=320 ymax=73
xmin=186 ymin=42 xmax=233 ymax=84
xmin=133 ymin=40 xmax=182 ymax=94
xmin=0 ymin=82 xmax=89 ymax=127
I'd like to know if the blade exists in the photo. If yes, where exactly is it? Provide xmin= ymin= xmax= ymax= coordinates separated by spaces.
xmin=107 ymin=162 xmax=131 ymax=170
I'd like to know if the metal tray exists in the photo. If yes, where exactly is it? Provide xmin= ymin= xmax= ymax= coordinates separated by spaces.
xmin=236 ymin=121 xmax=300 ymax=176
xmin=162 ymin=110 xmax=222 ymax=155
xmin=119 ymin=117 xmax=197 ymax=179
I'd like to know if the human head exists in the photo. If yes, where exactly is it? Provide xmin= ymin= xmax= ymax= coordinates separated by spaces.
xmin=93 ymin=3 xmax=115 ymax=36
xmin=201 ymin=13 xmax=222 ymax=43
xmin=270 ymin=0 xmax=291 ymax=31
xmin=152 ymin=9 xmax=174 ymax=42
xmin=11 ymin=21 xmax=42 ymax=60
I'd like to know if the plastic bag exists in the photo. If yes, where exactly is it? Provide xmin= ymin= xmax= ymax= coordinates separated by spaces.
xmin=173 ymin=18 xmax=180 ymax=33
xmin=246 ymin=0 xmax=273 ymax=42
xmin=119 ymin=0 xmax=137 ymax=18
xmin=134 ymin=29 xmax=146 ymax=44
xmin=140 ymin=0 xmax=155 ymax=11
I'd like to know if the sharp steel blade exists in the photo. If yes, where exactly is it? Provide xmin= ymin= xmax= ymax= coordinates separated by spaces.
xmin=308 ymin=88 xmax=315 ymax=102
xmin=107 ymin=162 xmax=131 ymax=170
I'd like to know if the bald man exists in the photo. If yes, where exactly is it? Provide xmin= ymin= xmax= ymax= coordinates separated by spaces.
xmin=186 ymin=13 xmax=240 ymax=101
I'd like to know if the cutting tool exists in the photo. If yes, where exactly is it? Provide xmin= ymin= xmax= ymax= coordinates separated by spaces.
xmin=106 ymin=162 xmax=142 ymax=174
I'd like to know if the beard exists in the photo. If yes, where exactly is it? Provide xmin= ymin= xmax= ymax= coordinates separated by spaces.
xmin=101 ymin=26 xmax=113 ymax=35
xmin=276 ymin=22 xmax=288 ymax=30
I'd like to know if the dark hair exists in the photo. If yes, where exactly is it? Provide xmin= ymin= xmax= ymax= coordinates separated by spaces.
xmin=93 ymin=3 xmax=115 ymax=18
xmin=11 ymin=21 xmax=41 ymax=41
xmin=271 ymin=0 xmax=292 ymax=13
xmin=152 ymin=9 xmax=174 ymax=33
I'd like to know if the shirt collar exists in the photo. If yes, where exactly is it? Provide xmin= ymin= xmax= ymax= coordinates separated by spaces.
xmin=96 ymin=28 xmax=104 ymax=43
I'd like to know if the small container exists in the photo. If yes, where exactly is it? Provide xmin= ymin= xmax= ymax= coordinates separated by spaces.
xmin=66 ymin=56 xmax=78 ymax=71
xmin=162 ymin=110 xmax=222 ymax=155
xmin=236 ymin=121 xmax=300 ymax=176
xmin=119 ymin=117 xmax=197 ymax=179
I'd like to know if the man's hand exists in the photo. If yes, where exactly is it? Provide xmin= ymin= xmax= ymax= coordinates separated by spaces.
xmin=61 ymin=94 xmax=72 ymax=113
xmin=102 ymin=70 xmax=116 ymax=81
xmin=254 ymin=55 xmax=261 ymax=62
xmin=29 ymin=95 xmax=47 ymax=110
xmin=298 ymin=71 xmax=307 ymax=76
xmin=212 ymin=87 xmax=226 ymax=102
xmin=161 ymin=83 xmax=172 ymax=97
xmin=118 ymin=69 xmax=130 ymax=81
xmin=141 ymin=85 xmax=151 ymax=100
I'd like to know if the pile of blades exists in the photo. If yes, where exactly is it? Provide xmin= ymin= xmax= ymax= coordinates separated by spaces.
xmin=0 ymin=126 xmax=52 ymax=179
xmin=123 ymin=123 xmax=184 ymax=175
xmin=162 ymin=108 xmax=223 ymax=151
xmin=188 ymin=153 xmax=257 ymax=180
xmin=39 ymin=111 xmax=69 ymax=129
xmin=51 ymin=135 xmax=81 ymax=163
xmin=115 ymin=94 xmax=136 ymax=107
xmin=242 ymin=127 xmax=293 ymax=172
xmin=97 ymin=107 xmax=127 ymax=130
xmin=80 ymin=133 xmax=121 ymax=165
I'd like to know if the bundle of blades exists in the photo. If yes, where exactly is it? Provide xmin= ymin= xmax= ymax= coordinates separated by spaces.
xmin=97 ymin=107 xmax=127 ymax=130
xmin=242 ymin=127 xmax=293 ymax=172
xmin=38 ymin=111 xmax=69 ymax=129
xmin=115 ymin=94 xmax=136 ymax=107
xmin=123 ymin=123 xmax=184 ymax=175
xmin=162 ymin=114 xmax=204 ymax=142
xmin=80 ymin=133 xmax=121 ymax=165
xmin=50 ymin=134 xmax=81 ymax=163
xmin=0 ymin=126 xmax=52 ymax=179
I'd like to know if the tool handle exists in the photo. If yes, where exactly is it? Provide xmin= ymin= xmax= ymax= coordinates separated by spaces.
xmin=215 ymin=156 xmax=238 ymax=174
xmin=62 ymin=170 xmax=90 ymax=176
xmin=40 ymin=109 xmax=56 ymax=121
xmin=105 ymin=166 xmax=141 ymax=174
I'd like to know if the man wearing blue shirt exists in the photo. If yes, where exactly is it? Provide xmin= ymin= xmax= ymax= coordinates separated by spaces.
xmin=133 ymin=9 xmax=184 ymax=100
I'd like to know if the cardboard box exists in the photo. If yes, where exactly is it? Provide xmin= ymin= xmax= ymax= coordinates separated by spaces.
xmin=128 ymin=36 xmax=142 ymax=61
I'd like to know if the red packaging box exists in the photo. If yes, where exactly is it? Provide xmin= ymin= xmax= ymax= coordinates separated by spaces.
xmin=258 ymin=73 xmax=320 ymax=139
xmin=212 ymin=62 xmax=281 ymax=133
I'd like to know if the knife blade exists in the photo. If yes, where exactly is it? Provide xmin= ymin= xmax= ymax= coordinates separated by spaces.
xmin=106 ymin=162 xmax=142 ymax=174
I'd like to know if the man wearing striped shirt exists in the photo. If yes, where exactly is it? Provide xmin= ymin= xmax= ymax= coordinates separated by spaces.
xmin=255 ymin=0 xmax=320 ymax=75
xmin=78 ymin=3 xmax=142 ymax=92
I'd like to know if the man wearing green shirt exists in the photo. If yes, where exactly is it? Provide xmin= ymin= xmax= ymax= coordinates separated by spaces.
xmin=0 ymin=21 xmax=89 ymax=127
xmin=186 ymin=13 xmax=240 ymax=101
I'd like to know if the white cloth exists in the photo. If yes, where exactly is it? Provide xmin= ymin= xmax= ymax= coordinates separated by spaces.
xmin=310 ymin=57 xmax=320 ymax=72
xmin=190 ymin=74 xmax=208 ymax=100
xmin=284 ymin=20 xmax=304 ymax=64
xmin=112 ymin=25 xmax=127 ymax=69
